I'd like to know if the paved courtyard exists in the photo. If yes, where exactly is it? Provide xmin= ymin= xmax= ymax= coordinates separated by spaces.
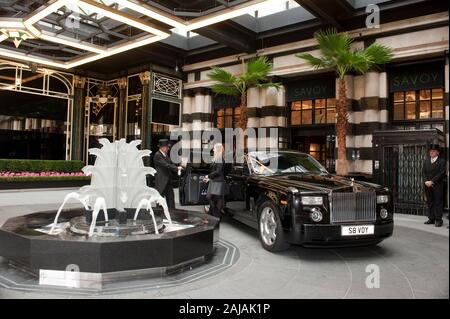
xmin=0 ymin=188 xmax=448 ymax=299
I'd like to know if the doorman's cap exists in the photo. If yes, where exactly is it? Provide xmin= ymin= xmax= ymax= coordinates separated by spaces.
xmin=428 ymin=144 xmax=440 ymax=151
xmin=158 ymin=139 xmax=171 ymax=147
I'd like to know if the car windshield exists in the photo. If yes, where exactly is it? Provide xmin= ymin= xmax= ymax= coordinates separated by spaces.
xmin=247 ymin=151 xmax=329 ymax=176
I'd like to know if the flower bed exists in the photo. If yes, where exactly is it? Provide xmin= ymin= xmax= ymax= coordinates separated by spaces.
xmin=0 ymin=175 xmax=91 ymax=190
xmin=0 ymin=171 xmax=86 ymax=178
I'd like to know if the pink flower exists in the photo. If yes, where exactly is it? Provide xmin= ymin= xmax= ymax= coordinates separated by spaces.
xmin=1 ymin=170 xmax=87 ymax=178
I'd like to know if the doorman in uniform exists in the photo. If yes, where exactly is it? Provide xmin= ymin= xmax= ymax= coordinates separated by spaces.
xmin=153 ymin=139 xmax=181 ymax=210
xmin=422 ymin=144 xmax=446 ymax=227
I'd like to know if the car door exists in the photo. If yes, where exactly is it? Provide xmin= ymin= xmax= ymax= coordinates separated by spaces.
xmin=225 ymin=163 xmax=249 ymax=213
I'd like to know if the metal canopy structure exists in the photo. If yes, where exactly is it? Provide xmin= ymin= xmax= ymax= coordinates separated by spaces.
xmin=0 ymin=0 xmax=447 ymax=73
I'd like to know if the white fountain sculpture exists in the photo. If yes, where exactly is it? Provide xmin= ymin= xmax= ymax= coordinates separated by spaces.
xmin=50 ymin=138 xmax=172 ymax=236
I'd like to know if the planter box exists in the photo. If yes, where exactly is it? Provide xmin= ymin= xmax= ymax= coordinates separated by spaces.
xmin=0 ymin=179 xmax=90 ymax=190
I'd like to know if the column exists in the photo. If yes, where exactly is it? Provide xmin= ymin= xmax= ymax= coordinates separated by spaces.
xmin=71 ymin=75 xmax=86 ymax=161
xmin=139 ymin=71 xmax=151 ymax=153
xmin=117 ymin=77 xmax=127 ymax=140
xmin=354 ymin=72 xmax=383 ymax=175
xmin=340 ymin=72 xmax=386 ymax=176
xmin=182 ymin=94 xmax=193 ymax=126
xmin=203 ymin=93 xmax=213 ymax=131
xmin=259 ymin=85 xmax=286 ymax=150
xmin=191 ymin=88 xmax=211 ymax=152
xmin=181 ymin=90 xmax=193 ymax=156
xmin=247 ymin=87 xmax=261 ymax=150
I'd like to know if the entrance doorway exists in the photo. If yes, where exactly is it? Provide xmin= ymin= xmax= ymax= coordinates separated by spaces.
xmin=290 ymin=129 xmax=336 ymax=173
xmin=292 ymin=136 xmax=327 ymax=162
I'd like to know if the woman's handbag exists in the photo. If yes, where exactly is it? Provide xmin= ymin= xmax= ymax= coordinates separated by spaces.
xmin=207 ymin=181 xmax=226 ymax=196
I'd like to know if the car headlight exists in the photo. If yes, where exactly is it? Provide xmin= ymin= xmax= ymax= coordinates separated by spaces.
xmin=310 ymin=208 xmax=323 ymax=222
xmin=380 ymin=208 xmax=388 ymax=219
xmin=301 ymin=196 xmax=323 ymax=205
xmin=377 ymin=195 xmax=389 ymax=204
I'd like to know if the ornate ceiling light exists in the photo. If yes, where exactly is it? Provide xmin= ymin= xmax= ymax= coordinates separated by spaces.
xmin=0 ymin=0 xmax=279 ymax=69
xmin=0 ymin=0 xmax=170 ymax=69
xmin=0 ymin=29 xmax=35 ymax=48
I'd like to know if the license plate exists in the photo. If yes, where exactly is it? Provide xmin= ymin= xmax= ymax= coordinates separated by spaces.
xmin=341 ymin=225 xmax=374 ymax=236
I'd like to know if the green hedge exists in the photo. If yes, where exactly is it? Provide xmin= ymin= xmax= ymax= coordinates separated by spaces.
xmin=0 ymin=176 xmax=90 ymax=183
xmin=0 ymin=159 xmax=85 ymax=173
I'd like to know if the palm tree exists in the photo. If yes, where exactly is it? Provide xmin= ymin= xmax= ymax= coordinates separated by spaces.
xmin=208 ymin=56 xmax=280 ymax=131
xmin=297 ymin=29 xmax=393 ymax=176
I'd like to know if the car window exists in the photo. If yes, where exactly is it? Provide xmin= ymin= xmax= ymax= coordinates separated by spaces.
xmin=248 ymin=151 xmax=328 ymax=176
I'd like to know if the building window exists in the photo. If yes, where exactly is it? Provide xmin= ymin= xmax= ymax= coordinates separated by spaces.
xmin=215 ymin=107 xmax=241 ymax=129
xmin=392 ymin=88 xmax=444 ymax=121
xmin=291 ymin=98 xmax=336 ymax=126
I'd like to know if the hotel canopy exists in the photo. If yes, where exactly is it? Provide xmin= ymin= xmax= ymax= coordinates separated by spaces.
xmin=0 ymin=0 xmax=445 ymax=73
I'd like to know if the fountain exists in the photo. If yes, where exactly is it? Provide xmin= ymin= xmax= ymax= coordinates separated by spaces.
xmin=0 ymin=139 xmax=219 ymax=289
xmin=49 ymin=138 xmax=172 ymax=237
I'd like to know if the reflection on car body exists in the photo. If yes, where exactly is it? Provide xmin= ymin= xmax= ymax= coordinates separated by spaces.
xmin=180 ymin=150 xmax=393 ymax=252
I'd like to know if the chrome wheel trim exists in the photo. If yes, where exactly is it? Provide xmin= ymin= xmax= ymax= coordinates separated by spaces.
xmin=260 ymin=207 xmax=277 ymax=246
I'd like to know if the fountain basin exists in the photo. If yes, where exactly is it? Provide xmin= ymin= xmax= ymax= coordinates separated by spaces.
xmin=69 ymin=215 xmax=165 ymax=237
xmin=0 ymin=208 xmax=219 ymax=277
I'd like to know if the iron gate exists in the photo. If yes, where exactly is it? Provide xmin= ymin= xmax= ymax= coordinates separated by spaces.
xmin=374 ymin=129 xmax=447 ymax=216
xmin=382 ymin=144 xmax=428 ymax=215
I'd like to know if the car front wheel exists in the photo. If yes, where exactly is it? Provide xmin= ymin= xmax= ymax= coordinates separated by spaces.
xmin=258 ymin=201 xmax=289 ymax=252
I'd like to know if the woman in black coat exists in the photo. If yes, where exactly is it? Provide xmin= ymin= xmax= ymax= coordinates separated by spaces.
xmin=203 ymin=143 xmax=225 ymax=219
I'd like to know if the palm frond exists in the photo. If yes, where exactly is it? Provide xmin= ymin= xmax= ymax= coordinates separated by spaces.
xmin=207 ymin=67 xmax=237 ymax=84
xmin=207 ymin=55 xmax=280 ymax=100
xmin=246 ymin=56 xmax=272 ymax=76
xmin=296 ymin=53 xmax=328 ymax=69
xmin=211 ymin=83 xmax=240 ymax=96
xmin=315 ymin=28 xmax=353 ymax=59
xmin=348 ymin=49 xmax=370 ymax=74
xmin=211 ymin=84 xmax=240 ymax=96
xmin=363 ymin=43 xmax=394 ymax=65
xmin=298 ymin=28 xmax=392 ymax=78
xmin=255 ymin=82 xmax=282 ymax=89
xmin=241 ymin=72 xmax=269 ymax=86
xmin=333 ymin=50 xmax=355 ymax=77
xmin=241 ymin=56 xmax=273 ymax=86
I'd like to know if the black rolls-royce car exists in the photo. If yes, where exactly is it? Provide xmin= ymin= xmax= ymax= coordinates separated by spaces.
xmin=180 ymin=150 xmax=393 ymax=252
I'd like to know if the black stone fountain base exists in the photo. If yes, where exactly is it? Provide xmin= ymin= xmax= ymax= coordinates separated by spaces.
xmin=0 ymin=207 xmax=219 ymax=288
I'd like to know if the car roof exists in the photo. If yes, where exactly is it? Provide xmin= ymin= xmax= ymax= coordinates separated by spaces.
xmin=248 ymin=150 xmax=309 ymax=156
xmin=188 ymin=149 xmax=308 ymax=156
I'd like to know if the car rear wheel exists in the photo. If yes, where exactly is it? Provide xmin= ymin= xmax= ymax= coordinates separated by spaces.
xmin=258 ymin=201 xmax=289 ymax=252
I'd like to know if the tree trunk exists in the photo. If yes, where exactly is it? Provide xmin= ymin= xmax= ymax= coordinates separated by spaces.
xmin=239 ymin=92 xmax=248 ymax=131
xmin=336 ymin=78 xmax=349 ymax=176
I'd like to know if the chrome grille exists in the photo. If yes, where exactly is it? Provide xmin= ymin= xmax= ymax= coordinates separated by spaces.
xmin=331 ymin=192 xmax=376 ymax=223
